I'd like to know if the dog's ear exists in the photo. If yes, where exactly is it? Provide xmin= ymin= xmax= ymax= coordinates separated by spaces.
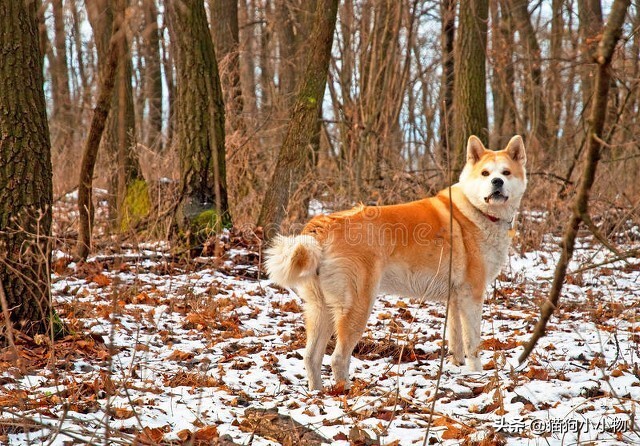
xmin=466 ymin=135 xmax=486 ymax=164
xmin=505 ymin=135 xmax=526 ymax=165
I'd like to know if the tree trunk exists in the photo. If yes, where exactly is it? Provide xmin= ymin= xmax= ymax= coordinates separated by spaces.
xmin=452 ymin=0 xmax=489 ymax=169
xmin=519 ymin=0 xmax=630 ymax=363
xmin=142 ymin=0 xmax=163 ymax=152
xmin=578 ymin=0 xmax=603 ymax=108
xmin=509 ymin=0 xmax=549 ymax=157
xmin=274 ymin=0 xmax=299 ymax=109
xmin=490 ymin=0 xmax=516 ymax=147
xmin=76 ymin=1 xmax=123 ymax=260
xmin=70 ymin=0 xmax=90 ymax=108
xmin=87 ymin=0 xmax=144 ymax=230
xmin=438 ymin=0 xmax=456 ymax=163
xmin=51 ymin=0 xmax=72 ymax=136
xmin=238 ymin=0 xmax=258 ymax=116
xmin=166 ymin=0 xmax=231 ymax=234
xmin=547 ymin=0 xmax=564 ymax=151
xmin=210 ymin=0 xmax=244 ymax=137
xmin=0 ymin=0 xmax=54 ymax=337
xmin=257 ymin=0 xmax=339 ymax=237
xmin=161 ymin=15 xmax=176 ymax=150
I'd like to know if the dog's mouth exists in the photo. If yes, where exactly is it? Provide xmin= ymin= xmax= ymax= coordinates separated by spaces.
xmin=484 ymin=191 xmax=509 ymax=203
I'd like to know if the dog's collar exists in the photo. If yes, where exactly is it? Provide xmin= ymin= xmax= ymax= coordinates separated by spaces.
xmin=481 ymin=211 xmax=517 ymax=237
xmin=481 ymin=212 xmax=501 ymax=223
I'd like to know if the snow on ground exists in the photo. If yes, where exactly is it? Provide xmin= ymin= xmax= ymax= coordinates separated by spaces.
xmin=1 ymin=229 xmax=639 ymax=445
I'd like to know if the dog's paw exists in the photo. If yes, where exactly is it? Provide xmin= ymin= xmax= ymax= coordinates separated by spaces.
xmin=465 ymin=356 xmax=482 ymax=372
xmin=449 ymin=354 xmax=465 ymax=366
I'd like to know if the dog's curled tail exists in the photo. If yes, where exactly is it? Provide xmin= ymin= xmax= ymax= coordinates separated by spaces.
xmin=264 ymin=235 xmax=321 ymax=288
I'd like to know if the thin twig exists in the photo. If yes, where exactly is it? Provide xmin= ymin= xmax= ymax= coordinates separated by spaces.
xmin=0 ymin=281 xmax=20 ymax=364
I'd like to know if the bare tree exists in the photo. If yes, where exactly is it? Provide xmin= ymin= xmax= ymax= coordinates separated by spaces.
xmin=520 ymin=0 xmax=631 ymax=363
xmin=87 ymin=0 xmax=144 ymax=229
xmin=258 ymin=0 xmax=339 ymax=236
xmin=76 ymin=0 xmax=124 ymax=260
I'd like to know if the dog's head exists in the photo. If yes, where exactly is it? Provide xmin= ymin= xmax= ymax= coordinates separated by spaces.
xmin=459 ymin=135 xmax=527 ymax=220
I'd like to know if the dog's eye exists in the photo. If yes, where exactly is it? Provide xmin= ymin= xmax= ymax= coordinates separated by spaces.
xmin=503 ymin=170 xmax=511 ymax=176
xmin=482 ymin=170 xmax=490 ymax=177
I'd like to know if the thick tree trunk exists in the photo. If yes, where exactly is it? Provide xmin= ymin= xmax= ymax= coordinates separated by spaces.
xmin=519 ymin=0 xmax=630 ymax=363
xmin=257 ymin=0 xmax=339 ymax=237
xmin=142 ymin=0 xmax=163 ymax=152
xmin=452 ymin=0 xmax=489 ymax=169
xmin=166 ymin=0 xmax=231 ymax=233
xmin=0 ymin=0 xmax=54 ymax=337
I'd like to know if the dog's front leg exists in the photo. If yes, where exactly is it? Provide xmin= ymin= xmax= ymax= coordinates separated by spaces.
xmin=446 ymin=297 xmax=465 ymax=365
xmin=458 ymin=289 xmax=484 ymax=371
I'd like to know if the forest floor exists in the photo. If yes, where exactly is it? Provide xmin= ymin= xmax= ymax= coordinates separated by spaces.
xmin=1 ymin=194 xmax=640 ymax=445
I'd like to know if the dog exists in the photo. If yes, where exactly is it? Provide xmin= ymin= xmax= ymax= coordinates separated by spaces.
xmin=265 ymin=135 xmax=527 ymax=391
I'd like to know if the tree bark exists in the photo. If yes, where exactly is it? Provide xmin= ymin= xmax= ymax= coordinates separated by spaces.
xmin=87 ymin=0 xmax=144 ymax=229
xmin=0 ymin=0 xmax=54 ymax=337
xmin=257 ymin=0 xmax=339 ymax=237
xmin=51 ymin=0 xmax=72 ymax=129
xmin=142 ymin=0 xmax=163 ymax=152
xmin=210 ymin=0 xmax=244 ymax=136
xmin=76 ymin=2 xmax=124 ymax=260
xmin=70 ymin=0 xmax=90 ymax=108
xmin=490 ymin=0 xmax=516 ymax=147
xmin=578 ymin=0 xmax=603 ymax=108
xmin=509 ymin=0 xmax=549 ymax=155
xmin=438 ymin=0 xmax=456 ymax=163
xmin=547 ymin=0 xmax=564 ymax=151
xmin=166 ymin=0 xmax=231 ymax=232
xmin=452 ymin=0 xmax=489 ymax=169
xmin=238 ymin=0 xmax=258 ymax=116
xmin=519 ymin=0 xmax=630 ymax=364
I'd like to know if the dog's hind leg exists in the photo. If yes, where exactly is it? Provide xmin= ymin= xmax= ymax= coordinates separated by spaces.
xmin=300 ymin=283 xmax=332 ymax=391
xmin=446 ymin=297 xmax=465 ymax=365
xmin=458 ymin=288 xmax=484 ymax=371
xmin=328 ymin=272 xmax=378 ymax=389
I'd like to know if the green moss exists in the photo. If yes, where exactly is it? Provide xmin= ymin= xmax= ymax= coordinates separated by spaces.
xmin=192 ymin=209 xmax=225 ymax=235
xmin=120 ymin=179 xmax=150 ymax=232
xmin=51 ymin=311 xmax=69 ymax=339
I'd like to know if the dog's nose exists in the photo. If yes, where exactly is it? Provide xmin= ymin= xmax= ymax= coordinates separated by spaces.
xmin=492 ymin=177 xmax=504 ymax=187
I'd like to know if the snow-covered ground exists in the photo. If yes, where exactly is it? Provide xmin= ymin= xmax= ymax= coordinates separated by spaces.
xmin=1 ymin=229 xmax=639 ymax=445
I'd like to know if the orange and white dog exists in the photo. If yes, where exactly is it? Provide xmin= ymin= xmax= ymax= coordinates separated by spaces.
xmin=265 ymin=135 xmax=527 ymax=390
